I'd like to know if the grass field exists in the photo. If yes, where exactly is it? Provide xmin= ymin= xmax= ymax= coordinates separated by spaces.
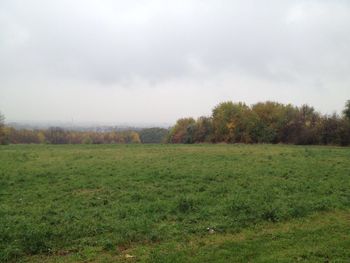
xmin=1 ymin=144 xmax=350 ymax=262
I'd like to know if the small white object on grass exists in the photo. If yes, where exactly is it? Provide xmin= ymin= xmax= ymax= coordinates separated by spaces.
xmin=207 ymin=227 xmax=215 ymax=234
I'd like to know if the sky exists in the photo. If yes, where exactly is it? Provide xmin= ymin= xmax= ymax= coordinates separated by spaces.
xmin=1 ymin=0 xmax=350 ymax=125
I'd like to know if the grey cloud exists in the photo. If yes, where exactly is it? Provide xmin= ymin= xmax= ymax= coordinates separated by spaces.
xmin=1 ymin=0 xmax=350 ymax=123
xmin=1 ymin=1 xmax=349 ymax=83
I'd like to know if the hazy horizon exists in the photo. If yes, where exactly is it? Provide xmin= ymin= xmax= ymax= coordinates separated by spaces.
xmin=6 ymin=119 xmax=172 ymax=128
xmin=1 ymin=0 xmax=350 ymax=124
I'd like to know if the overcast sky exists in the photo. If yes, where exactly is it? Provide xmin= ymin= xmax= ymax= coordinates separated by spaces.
xmin=1 ymin=0 xmax=350 ymax=125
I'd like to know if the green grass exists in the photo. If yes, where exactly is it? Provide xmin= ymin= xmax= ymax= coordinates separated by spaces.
xmin=0 ymin=144 xmax=349 ymax=262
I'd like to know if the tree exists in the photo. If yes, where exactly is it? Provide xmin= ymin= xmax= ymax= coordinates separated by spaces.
xmin=343 ymin=100 xmax=350 ymax=121
xmin=45 ymin=127 xmax=67 ymax=144
xmin=292 ymin=105 xmax=321 ymax=145
xmin=167 ymin=118 xmax=196 ymax=143
xmin=128 ymin=131 xmax=141 ymax=143
xmin=212 ymin=101 xmax=253 ymax=143
xmin=139 ymin=128 xmax=168 ymax=143
xmin=252 ymin=101 xmax=296 ymax=143
xmin=193 ymin=116 xmax=213 ymax=143
xmin=212 ymin=102 xmax=235 ymax=142
xmin=319 ymin=113 xmax=350 ymax=146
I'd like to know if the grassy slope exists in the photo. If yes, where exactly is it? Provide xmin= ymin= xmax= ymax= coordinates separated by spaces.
xmin=0 ymin=144 xmax=349 ymax=262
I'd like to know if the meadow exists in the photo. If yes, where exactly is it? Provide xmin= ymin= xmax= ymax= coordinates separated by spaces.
xmin=0 ymin=144 xmax=349 ymax=262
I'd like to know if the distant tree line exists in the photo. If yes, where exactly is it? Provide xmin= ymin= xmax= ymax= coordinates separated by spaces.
xmin=167 ymin=100 xmax=350 ymax=146
xmin=139 ymin=128 xmax=169 ymax=143
xmin=0 ymin=116 xmax=168 ymax=145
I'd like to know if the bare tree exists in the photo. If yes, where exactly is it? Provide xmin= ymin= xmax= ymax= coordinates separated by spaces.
xmin=343 ymin=100 xmax=350 ymax=121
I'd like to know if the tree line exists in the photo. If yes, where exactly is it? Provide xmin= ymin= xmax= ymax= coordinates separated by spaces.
xmin=167 ymin=100 xmax=350 ymax=146
xmin=0 ymin=121 xmax=168 ymax=145
xmin=1 ymin=100 xmax=350 ymax=146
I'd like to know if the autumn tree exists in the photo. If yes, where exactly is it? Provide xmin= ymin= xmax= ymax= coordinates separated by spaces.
xmin=212 ymin=102 xmax=254 ymax=143
xmin=251 ymin=101 xmax=294 ymax=143
xmin=193 ymin=116 xmax=213 ymax=143
xmin=167 ymin=118 xmax=196 ymax=143
xmin=126 ymin=131 xmax=141 ymax=143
